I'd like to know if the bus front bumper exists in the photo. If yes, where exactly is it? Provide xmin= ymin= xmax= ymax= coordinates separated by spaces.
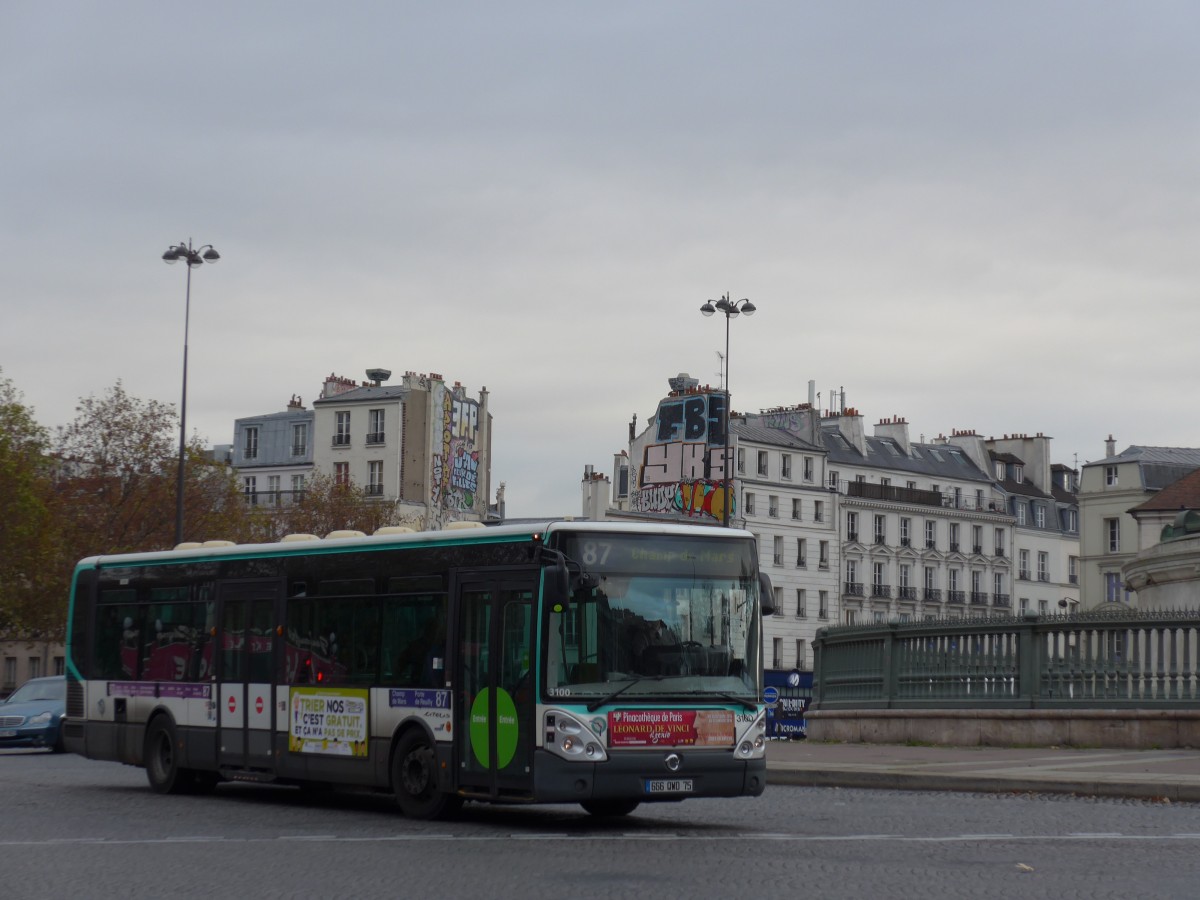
xmin=532 ymin=748 xmax=766 ymax=804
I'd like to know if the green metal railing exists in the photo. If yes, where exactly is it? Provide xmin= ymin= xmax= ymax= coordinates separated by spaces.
xmin=811 ymin=609 xmax=1200 ymax=710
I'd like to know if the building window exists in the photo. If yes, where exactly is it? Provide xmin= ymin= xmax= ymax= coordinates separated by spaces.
xmin=768 ymin=495 xmax=779 ymax=518
xmin=994 ymin=528 xmax=1006 ymax=556
xmin=818 ymin=541 xmax=829 ymax=569
xmin=781 ymin=454 xmax=792 ymax=480
xmin=2 ymin=657 xmax=15 ymax=690
xmin=1019 ymin=549 xmax=1030 ymax=580
xmin=872 ymin=562 xmax=887 ymax=595
xmin=818 ymin=590 xmax=829 ymax=619
xmin=1106 ymin=518 xmax=1120 ymax=553
xmin=1019 ymin=597 xmax=1029 ymax=614
xmin=334 ymin=462 xmax=350 ymax=486
xmin=1037 ymin=552 xmax=1049 ymax=582
xmin=291 ymin=474 xmax=305 ymax=501
xmin=774 ymin=587 xmax=783 ymax=616
xmin=367 ymin=409 xmax=386 ymax=445
xmin=367 ymin=460 xmax=384 ymax=496
xmin=1016 ymin=503 xmax=1027 ymax=526
xmin=1106 ymin=466 xmax=1119 ymax=486
xmin=1066 ymin=509 xmax=1078 ymax=533
xmin=994 ymin=572 xmax=1005 ymax=595
xmin=796 ymin=640 xmax=807 ymax=669
xmin=772 ymin=638 xmax=782 ymax=669
xmin=744 ymin=492 xmax=756 ymax=515
xmin=1105 ymin=572 xmax=1128 ymax=603
xmin=828 ymin=470 xmax=839 ymax=490
xmin=846 ymin=511 xmax=858 ymax=541
xmin=796 ymin=538 xmax=807 ymax=568
xmin=243 ymin=476 xmax=257 ymax=505
xmin=1034 ymin=505 xmax=1046 ymax=528
xmin=796 ymin=589 xmax=807 ymax=618
xmin=243 ymin=426 xmax=259 ymax=460
xmin=972 ymin=525 xmax=983 ymax=553
xmin=803 ymin=456 xmax=814 ymax=482
xmin=267 ymin=474 xmax=280 ymax=507
xmin=925 ymin=520 xmax=936 ymax=549
xmin=899 ymin=564 xmax=911 ymax=591
xmin=813 ymin=500 xmax=824 ymax=523
xmin=873 ymin=515 xmax=886 ymax=544
xmin=737 ymin=448 xmax=746 ymax=474
xmin=792 ymin=498 xmax=802 ymax=520
xmin=1069 ymin=556 xmax=1079 ymax=584
xmin=1038 ymin=599 xmax=1048 ymax=614
xmin=757 ymin=451 xmax=769 ymax=477
xmin=773 ymin=535 xmax=784 ymax=566
xmin=900 ymin=517 xmax=911 ymax=546
xmin=28 ymin=657 xmax=41 ymax=679
xmin=334 ymin=411 xmax=351 ymax=446
xmin=291 ymin=422 xmax=308 ymax=457
xmin=995 ymin=461 xmax=1006 ymax=480
xmin=949 ymin=523 xmax=960 ymax=552
xmin=975 ymin=489 xmax=984 ymax=510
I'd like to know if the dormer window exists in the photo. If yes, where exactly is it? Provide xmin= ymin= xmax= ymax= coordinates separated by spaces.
xmin=1013 ymin=464 xmax=1024 ymax=482
xmin=994 ymin=461 xmax=1005 ymax=480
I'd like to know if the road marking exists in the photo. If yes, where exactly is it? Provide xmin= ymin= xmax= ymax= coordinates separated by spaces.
xmin=6 ymin=832 xmax=1200 ymax=847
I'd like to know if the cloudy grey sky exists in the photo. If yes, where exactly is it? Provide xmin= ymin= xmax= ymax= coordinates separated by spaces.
xmin=4 ymin=2 xmax=1199 ymax=517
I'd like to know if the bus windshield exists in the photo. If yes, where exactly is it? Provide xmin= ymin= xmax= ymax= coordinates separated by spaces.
xmin=544 ymin=532 xmax=761 ymax=702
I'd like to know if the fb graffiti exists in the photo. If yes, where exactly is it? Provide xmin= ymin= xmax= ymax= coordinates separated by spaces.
xmin=655 ymin=394 xmax=726 ymax=445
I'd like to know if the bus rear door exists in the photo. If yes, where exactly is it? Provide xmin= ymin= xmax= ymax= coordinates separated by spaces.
xmin=453 ymin=572 xmax=537 ymax=799
xmin=216 ymin=580 xmax=281 ymax=775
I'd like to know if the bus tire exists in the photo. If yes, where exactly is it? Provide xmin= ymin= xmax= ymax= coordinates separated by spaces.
xmin=580 ymin=798 xmax=640 ymax=817
xmin=391 ymin=730 xmax=458 ymax=819
xmin=144 ymin=718 xmax=189 ymax=795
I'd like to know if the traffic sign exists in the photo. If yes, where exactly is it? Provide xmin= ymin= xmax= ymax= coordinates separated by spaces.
xmin=763 ymin=686 xmax=779 ymax=707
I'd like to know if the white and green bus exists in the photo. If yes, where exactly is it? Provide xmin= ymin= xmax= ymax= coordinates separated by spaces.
xmin=63 ymin=521 xmax=773 ymax=818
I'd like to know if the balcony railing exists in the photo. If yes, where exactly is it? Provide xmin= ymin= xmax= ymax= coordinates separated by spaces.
xmin=365 ymin=432 xmax=386 ymax=445
xmin=949 ymin=542 xmax=960 ymax=552
xmin=973 ymin=545 xmax=983 ymax=555
xmin=923 ymin=588 xmax=942 ymax=602
xmin=993 ymin=593 xmax=1011 ymax=607
xmin=897 ymin=586 xmax=917 ymax=601
xmin=970 ymin=591 xmax=988 ymax=605
xmin=926 ymin=540 xmax=936 ymax=549
xmin=947 ymin=591 xmax=966 ymax=604
xmin=844 ymin=480 xmax=945 ymax=508
xmin=844 ymin=582 xmax=864 ymax=596
xmin=847 ymin=531 xmax=859 ymax=542
xmin=874 ymin=536 xmax=886 ymax=545
xmin=332 ymin=434 xmax=351 ymax=447
xmin=291 ymin=444 xmax=307 ymax=457
xmin=994 ymin=548 xmax=1005 ymax=558
xmin=871 ymin=584 xmax=891 ymax=599
xmin=365 ymin=484 xmax=384 ymax=496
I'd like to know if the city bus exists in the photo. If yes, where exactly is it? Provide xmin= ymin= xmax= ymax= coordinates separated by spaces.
xmin=63 ymin=521 xmax=774 ymax=818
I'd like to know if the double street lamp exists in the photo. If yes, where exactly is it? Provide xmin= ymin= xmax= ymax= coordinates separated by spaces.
xmin=162 ymin=239 xmax=220 ymax=546
xmin=699 ymin=293 xmax=756 ymax=527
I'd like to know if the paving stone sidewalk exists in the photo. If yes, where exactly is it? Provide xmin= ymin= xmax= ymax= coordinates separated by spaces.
xmin=765 ymin=740 xmax=1200 ymax=801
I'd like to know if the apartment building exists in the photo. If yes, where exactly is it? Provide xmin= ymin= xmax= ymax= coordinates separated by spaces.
xmin=233 ymin=369 xmax=494 ymax=529
xmin=1077 ymin=439 xmax=1200 ymax=608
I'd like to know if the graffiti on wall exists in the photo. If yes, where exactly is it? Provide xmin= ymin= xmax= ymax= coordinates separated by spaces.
xmin=432 ymin=386 xmax=481 ymax=513
xmin=634 ymin=392 xmax=733 ymax=522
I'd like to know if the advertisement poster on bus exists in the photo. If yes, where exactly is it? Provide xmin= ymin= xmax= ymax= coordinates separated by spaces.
xmin=288 ymin=687 xmax=369 ymax=757
xmin=608 ymin=709 xmax=734 ymax=747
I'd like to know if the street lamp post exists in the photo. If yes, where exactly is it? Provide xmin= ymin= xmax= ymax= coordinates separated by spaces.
xmin=699 ymin=293 xmax=756 ymax=527
xmin=162 ymin=239 xmax=220 ymax=546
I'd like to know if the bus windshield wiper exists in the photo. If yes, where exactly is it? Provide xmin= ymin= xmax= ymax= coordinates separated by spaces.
xmin=586 ymin=676 xmax=661 ymax=712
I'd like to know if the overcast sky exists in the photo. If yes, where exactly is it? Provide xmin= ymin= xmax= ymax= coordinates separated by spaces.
xmin=4 ymin=2 xmax=1199 ymax=518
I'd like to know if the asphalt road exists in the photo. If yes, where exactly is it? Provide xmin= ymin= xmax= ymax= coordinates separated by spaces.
xmin=4 ymin=749 xmax=1200 ymax=899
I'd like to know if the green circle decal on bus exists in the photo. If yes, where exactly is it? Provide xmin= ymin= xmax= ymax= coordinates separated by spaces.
xmin=469 ymin=687 xmax=519 ymax=770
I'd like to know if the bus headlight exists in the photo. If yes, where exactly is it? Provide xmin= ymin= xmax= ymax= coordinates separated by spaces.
xmin=545 ymin=709 xmax=608 ymax=763
xmin=736 ymin=708 xmax=768 ymax=759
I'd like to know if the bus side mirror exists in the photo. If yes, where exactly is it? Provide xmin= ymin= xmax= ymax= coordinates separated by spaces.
xmin=541 ymin=549 xmax=571 ymax=611
xmin=759 ymin=572 xmax=776 ymax=616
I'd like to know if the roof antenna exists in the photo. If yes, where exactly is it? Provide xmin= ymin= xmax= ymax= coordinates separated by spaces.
xmin=716 ymin=350 xmax=725 ymax=390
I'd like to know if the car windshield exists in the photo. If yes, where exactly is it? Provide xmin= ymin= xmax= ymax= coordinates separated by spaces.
xmin=5 ymin=679 xmax=64 ymax=704
xmin=543 ymin=532 xmax=762 ymax=702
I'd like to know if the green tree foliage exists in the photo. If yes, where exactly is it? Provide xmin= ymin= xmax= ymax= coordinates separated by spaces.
xmin=0 ymin=372 xmax=58 ymax=635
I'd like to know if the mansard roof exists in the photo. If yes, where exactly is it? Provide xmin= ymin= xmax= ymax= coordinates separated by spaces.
xmin=1130 ymin=467 xmax=1200 ymax=513
xmin=732 ymin=420 xmax=822 ymax=451
xmin=312 ymin=384 xmax=412 ymax=404
xmin=819 ymin=429 xmax=992 ymax=484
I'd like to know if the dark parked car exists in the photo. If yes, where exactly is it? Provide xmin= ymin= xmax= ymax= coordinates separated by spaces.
xmin=0 ymin=675 xmax=66 ymax=752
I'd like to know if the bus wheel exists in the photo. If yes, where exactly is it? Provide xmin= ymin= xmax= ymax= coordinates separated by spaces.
xmin=580 ymin=798 xmax=640 ymax=817
xmin=145 ymin=718 xmax=189 ymax=795
xmin=392 ymin=730 xmax=458 ymax=819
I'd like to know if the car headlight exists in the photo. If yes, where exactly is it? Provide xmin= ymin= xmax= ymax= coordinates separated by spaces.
xmin=28 ymin=712 xmax=53 ymax=726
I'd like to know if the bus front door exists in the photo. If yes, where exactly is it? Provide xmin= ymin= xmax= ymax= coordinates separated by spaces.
xmin=454 ymin=574 xmax=537 ymax=799
xmin=216 ymin=581 xmax=280 ymax=774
